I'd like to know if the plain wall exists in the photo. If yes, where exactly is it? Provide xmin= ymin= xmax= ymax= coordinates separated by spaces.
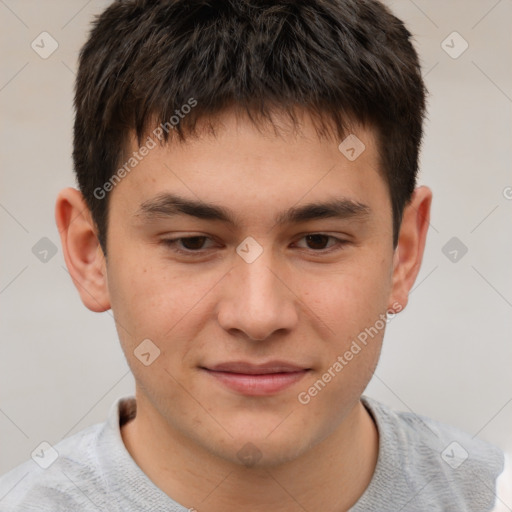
xmin=1 ymin=0 xmax=511 ymax=475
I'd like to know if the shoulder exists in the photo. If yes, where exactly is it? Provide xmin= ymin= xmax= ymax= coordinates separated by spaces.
xmin=0 ymin=423 xmax=106 ymax=512
xmin=358 ymin=395 xmax=506 ymax=512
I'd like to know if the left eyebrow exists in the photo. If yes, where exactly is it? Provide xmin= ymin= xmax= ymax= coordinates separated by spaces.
xmin=134 ymin=192 xmax=371 ymax=226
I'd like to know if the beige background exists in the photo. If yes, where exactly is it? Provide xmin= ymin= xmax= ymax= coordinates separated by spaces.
xmin=1 ymin=0 xmax=511 ymax=475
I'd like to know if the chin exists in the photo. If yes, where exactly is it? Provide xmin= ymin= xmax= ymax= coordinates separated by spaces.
xmin=210 ymin=430 xmax=312 ymax=469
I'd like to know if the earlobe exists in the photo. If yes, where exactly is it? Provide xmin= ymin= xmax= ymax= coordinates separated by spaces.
xmin=55 ymin=187 xmax=111 ymax=312
xmin=388 ymin=186 xmax=433 ymax=312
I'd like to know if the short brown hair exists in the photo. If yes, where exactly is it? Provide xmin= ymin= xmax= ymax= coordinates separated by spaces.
xmin=73 ymin=0 xmax=427 ymax=253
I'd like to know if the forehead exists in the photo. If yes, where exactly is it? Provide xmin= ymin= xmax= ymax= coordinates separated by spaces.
xmin=109 ymin=111 xmax=389 ymax=225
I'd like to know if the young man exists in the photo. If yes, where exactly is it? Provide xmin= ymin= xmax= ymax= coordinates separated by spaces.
xmin=0 ymin=0 xmax=509 ymax=510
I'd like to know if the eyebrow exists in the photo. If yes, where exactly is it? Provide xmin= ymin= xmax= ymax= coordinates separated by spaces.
xmin=134 ymin=193 xmax=371 ymax=226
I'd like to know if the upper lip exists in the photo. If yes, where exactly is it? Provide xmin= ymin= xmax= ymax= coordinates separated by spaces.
xmin=203 ymin=361 xmax=309 ymax=375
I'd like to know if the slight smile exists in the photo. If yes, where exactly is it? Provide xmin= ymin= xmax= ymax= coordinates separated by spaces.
xmin=200 ymin=361 xmax=312 ymax=396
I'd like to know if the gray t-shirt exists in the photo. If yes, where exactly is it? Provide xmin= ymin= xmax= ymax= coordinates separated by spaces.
xmin=0 ymin=395 xmax=507 ymax=511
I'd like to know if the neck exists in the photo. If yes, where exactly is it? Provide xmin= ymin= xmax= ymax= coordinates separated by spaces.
xmin=121 ymin=394 xmax=379 ymax=512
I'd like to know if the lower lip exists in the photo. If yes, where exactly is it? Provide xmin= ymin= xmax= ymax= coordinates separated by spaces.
xmin=203 ymin=369 xmax=309 ymax=396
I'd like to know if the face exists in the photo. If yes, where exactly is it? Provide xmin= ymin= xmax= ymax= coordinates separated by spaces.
xmin=104 ymin=110 xmax=399 ymax=467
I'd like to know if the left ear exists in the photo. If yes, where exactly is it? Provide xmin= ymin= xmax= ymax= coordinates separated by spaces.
xmin=388 ymin=186 xmax=433 ymax=312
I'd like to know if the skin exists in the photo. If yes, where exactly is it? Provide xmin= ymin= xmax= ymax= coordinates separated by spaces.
xmin=55 ymin=109 xmax=432 ymax=511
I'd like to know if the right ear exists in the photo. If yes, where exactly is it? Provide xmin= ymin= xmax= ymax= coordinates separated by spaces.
xmin=55 ymin=187 xmax=111 ymax=312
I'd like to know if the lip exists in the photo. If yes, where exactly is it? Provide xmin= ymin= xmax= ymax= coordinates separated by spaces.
xmin=201 ymin=361 xmax=311 ymax=396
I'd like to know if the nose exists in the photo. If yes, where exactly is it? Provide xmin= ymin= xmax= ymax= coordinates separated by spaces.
xmin=216 ymin=251 xmax=298 ymax=341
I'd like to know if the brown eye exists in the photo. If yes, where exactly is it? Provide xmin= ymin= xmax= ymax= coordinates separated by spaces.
xmin=304 ymin=234 xmax=331 ymax=250
xmin=295 ymin=234 xmax=347 ymax=252
xmin=162 ymin=236 xmax=215 ymax=255
xmin=179 ymin=236 xmax=208 ymax=250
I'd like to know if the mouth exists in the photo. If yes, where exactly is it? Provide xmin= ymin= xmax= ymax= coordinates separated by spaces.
xmin=200 ymin=361 xmax=311 ymax=396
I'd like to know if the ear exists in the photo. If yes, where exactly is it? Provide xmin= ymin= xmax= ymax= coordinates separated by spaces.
xmin=55 ymin=187 xmax=110 ymax=312
xmin=387 ymin=186 xmax=433 ymax=313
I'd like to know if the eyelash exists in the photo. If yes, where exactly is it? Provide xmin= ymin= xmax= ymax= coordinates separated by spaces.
xmin=161 ymin=234 xmax=350 ymax=257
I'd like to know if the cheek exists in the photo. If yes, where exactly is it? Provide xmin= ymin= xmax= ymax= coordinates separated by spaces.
xmin=295 ymin=263 xmax=390 ymax=420
xmin=106 ymin=251 xmax=219 ymax=351
xmin=300 ymin=254 xmax=392 ymax=337
xmin=106 ymin=251 xmax=174 ymax=345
